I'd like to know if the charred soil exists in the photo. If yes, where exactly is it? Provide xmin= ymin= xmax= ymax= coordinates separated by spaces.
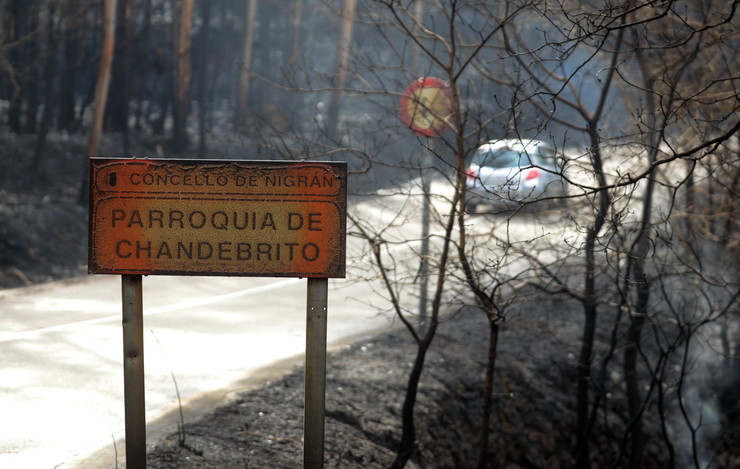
xmin=146 ymin=300 xmax=584 ymax=469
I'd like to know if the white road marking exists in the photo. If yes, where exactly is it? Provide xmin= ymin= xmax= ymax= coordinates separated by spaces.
xmin=0 ymin=278 xmax=301 ymax=343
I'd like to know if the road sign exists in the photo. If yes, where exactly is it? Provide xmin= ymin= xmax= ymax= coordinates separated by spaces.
xmin=400 ymin=77 xmax=452 ymax=137
xmin=89 ymin=158 xmax=347 ymax=278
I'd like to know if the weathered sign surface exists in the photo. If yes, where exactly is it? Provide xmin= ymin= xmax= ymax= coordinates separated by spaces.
xmin=89 ymin=158 xmax=346 ymax=278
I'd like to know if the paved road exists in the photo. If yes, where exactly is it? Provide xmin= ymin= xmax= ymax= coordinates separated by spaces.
xmin=0 ymin=176 xmax=571 ymax=468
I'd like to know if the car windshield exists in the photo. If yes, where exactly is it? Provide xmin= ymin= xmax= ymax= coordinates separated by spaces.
xmin=475 ymin=148 xmax=536 ymax=168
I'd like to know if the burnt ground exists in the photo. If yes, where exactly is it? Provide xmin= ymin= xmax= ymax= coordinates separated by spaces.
xmin=2 ymin=133 xmax=739 ymax=468
xmin=0 ymin=135 xmax=89 ymax=288
xmin=145 ymin=300 xmax=583 ymax=469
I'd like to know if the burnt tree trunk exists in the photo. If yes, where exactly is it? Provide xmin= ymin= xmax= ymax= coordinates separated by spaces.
xmin=325 ymin=0 xmax=356 ymax=138
xmin=33 ymin=1 xmax=60 ymax=172
xmin=390 ymin=327 xmax=437 ymax=469
xmin=477 ymin=319 xmax=500 ymax=469
xmin=108 ymin=0 xmax=133 ymax=153
xmin=171 ymin=0 xmax=193 ymax=150
xmin=235 ymin=0 xmax=257 ymax=133
xmin=196 ymin=0 xmax=212 ymax=158
xmin=79 ymin=0 xmax=117 ymax=205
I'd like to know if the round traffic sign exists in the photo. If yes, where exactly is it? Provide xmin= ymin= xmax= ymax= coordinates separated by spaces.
xmin=400 ymin=77 xmax=452 ymax=137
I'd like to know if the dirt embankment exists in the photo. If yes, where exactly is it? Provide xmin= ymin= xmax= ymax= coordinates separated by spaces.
xmin=146 ymin=299 xmax=583 ymax=468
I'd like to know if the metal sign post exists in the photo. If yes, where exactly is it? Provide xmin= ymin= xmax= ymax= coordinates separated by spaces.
xmin=400 ymin=80 xmax=451 ymax=323
xmin=304 ymin=277 xmax=328 ymax=468
xmin=121 ymin=274 xmax=146 ymax=468
xmin=399 ymin=80 xmax=451 ymax=322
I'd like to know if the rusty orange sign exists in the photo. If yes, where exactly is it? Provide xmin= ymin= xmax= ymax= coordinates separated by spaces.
xmin=89 ymin=158 xmax=346 ymax=278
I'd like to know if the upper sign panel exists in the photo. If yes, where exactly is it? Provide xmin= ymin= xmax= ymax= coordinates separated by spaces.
xmin=89 ymin=158 xmax=347 ymax=278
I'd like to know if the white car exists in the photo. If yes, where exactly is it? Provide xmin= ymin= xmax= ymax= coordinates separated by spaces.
xmin=465 ymin=139 xmax=567 ymax=212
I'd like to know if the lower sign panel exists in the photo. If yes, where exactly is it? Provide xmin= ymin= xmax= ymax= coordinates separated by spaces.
xmin=89 ymin=159 xmax=347 ymax=278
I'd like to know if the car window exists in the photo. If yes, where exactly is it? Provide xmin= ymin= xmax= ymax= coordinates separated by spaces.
xmin=537 ymin=146 xmax=556 ymax=165
xmin=476 ymin=148 xmax=534 ymax=168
